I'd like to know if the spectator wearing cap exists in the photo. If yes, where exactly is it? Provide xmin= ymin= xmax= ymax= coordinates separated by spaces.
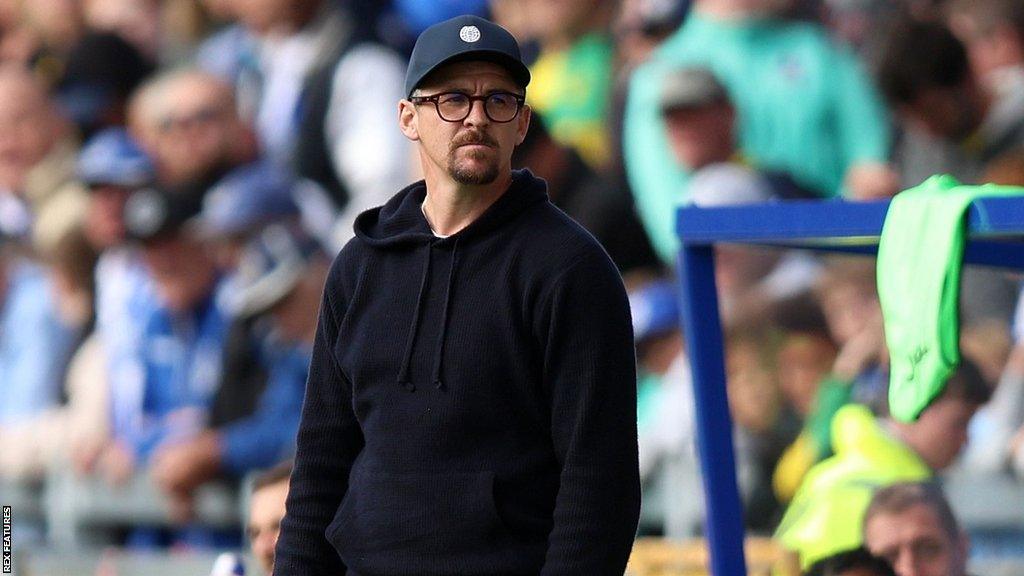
xmin=275 ymin=15 xmax=640 ymax=574
xmin=148 ymin=224 xmax=321 ymax=511
xmin=75 ymin=128 xmax=165 ymax=480
xmin=661 ymin=67 xmax=823 ymax=328
xmin=97 ymin=184 xmax=227 ymax=489
xmin=624 ymin=0 xmax=897 ymax=263
xmin=193 ymin=162 xmax=304 ymax=453
xmin=227 ymin=0 xmax=412 ymax=248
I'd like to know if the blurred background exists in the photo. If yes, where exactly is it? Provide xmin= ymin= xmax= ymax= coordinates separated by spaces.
xmin=0 ymin=0 xmax=1023 ymax=574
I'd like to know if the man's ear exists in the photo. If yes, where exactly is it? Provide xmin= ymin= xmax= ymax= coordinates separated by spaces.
xmin=398 ymin=100 xmax=420 ymax=142
xmin=515 ymin=104 xmax=531 ymax=146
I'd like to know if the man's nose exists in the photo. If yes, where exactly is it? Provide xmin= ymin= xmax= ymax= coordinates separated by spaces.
xmin=894 ymin=549 xmax=921 ymax=576
xmin=463 ymin=99 xmax=490 ymax=126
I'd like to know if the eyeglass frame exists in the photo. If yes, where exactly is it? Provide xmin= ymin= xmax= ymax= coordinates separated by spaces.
xmin=408 ymin=91 xmax=527 ymax=123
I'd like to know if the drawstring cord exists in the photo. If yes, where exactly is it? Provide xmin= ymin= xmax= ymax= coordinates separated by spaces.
xmin=397 ymin=244 xmax=432 ymax=392
xmin=431 ymin=238 xmax=459 ymax=389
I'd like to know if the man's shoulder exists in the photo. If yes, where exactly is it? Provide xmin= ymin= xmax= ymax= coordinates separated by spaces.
xmin=513 ymin=200 xmax=613 ymax=270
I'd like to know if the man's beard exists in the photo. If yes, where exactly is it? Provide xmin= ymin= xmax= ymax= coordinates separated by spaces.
xmin=447 ymin=130 xmax=500 ymax=185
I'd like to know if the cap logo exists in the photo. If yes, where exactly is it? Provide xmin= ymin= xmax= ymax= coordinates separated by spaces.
xmin=459 ymin=25 xmax=481 ymax=43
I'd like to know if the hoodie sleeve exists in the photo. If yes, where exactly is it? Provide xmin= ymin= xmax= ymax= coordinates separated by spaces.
xmin=536 ymin=249 xmax=641 ymax=575
xmin=274 ymin=265 xmax=363 ymax=575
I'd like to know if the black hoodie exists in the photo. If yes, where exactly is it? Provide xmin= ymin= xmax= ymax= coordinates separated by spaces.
xmin=275 ymin=170 xmax=641 ymax=576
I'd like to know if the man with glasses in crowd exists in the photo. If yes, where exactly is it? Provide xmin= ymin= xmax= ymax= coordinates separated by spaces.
xmin=274 ymin=15 xmax=641 ymax=576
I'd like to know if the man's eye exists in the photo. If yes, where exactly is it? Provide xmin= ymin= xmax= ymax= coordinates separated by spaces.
xmin=440 ymin=93 xmax=469 ymax=105
xmin=489 ymin=94 xmax=513 ymax=107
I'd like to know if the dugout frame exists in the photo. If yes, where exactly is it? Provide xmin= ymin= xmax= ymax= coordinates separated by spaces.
xmin=673 ymin=197 xmax=1024 ymax=575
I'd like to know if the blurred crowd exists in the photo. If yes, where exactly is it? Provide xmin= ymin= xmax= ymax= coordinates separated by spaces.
xmin=0 ymin=0 xmax=1023 ymax=572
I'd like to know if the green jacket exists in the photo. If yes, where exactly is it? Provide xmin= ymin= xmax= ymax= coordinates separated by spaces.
xmin=775 ymin=404 xmax=931 ymax=568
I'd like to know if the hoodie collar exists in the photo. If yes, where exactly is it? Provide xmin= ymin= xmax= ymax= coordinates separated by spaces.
xmin=354 ymin=169 xmax=549 ymax=248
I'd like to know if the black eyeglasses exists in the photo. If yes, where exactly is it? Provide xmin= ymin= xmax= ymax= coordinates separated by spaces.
xmin=409 ymin=91 xmax=526 ymax=123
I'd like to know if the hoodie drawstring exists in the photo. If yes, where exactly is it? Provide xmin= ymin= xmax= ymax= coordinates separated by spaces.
xmin=432 ymin=238 xmax=459 ymax=389
xmin=397 ymin=244 xmax=432 ymax=392
xmin=396 ymin=239 xmax=461 ymax=392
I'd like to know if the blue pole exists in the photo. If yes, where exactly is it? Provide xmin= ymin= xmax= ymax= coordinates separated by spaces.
xmin=676 ymin=243 xmax=747 ymax=576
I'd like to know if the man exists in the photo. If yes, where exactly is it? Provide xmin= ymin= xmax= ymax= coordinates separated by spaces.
xmin=149 ymin=223 xmax=321 ymax=503
xmin=275 ymin=15 xmax=641 ymax=575
xmin=98 ymin=184 xmax=227 ymax=488
xmin=863 ymin=482 xmax=970 ymax=576
xmin=127 ymin=69 xmax=257 ymax=187
xmin=623 ymin=0 xmax=897 ymax=262
xmin=876 ymin=18 xmax=1020 ymax=340
xmin=878 ymin=18 xmax=1024 ymax=186
xmin=776 ymin=361 xmax=990 ymax=568
xmin=249 ymin=462 xmax=293 ymax=575
xmin=0 ymin=63 xmax=87 ymax=242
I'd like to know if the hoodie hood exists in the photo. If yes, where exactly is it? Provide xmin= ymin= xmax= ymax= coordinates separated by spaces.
xmin=354 ymin=169 xmax=549 ymax=247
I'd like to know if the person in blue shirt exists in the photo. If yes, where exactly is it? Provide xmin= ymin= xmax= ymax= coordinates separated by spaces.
xmin=100 ymin=183 xmax=227 ymax=486
xmin=0 ymin=246 xmax=74 ymax=425
xmin=147 ymin=223 xmax=324 ymax=507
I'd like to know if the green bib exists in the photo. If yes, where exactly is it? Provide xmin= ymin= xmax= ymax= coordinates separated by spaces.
xmin=878 ymin=175 xmax=1024 ymax=421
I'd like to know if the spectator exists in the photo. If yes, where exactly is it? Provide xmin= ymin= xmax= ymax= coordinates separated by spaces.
xmin=660 ymin=67 xmax=818 ymax=200
xmin=877 ymin=18 xmax=1020 ymax=335
xmin=247 ymin=461 xmax=292 ymax=575
xmin=629 ymin=279 xmax=701 ymax=537
xmin=195 ymin=162 xmax=301 ymax=444
xmin=660 ymin=66 xmax=825 ymax=326
xmin=862 ymin=482 xmax=969 ymax=576
xmin=77 ymin=129 xmax=162 ymax=479
xmin=776 ymin=360 xmax=991 ymax=568
xmin=624 ymin=0 xmax=897 ymax=261
xmin=127 ymin=68 xmax=257 ymax=187
xmin=98 ymin=184 xmax=226 ymax=489
xmin=148 ymin=223 xmax=320 ymax=508
xmin=879 ymin=17 xmax=1024 ymax=186
xmin=0 ymin=63 xmax=86 ymax=242
xmin=0 ymin=237 xmax=75 ymax=426
xmin=0 ymin=226 xmax=105 ymax=482
xmin=230 ymin=0 xmax=412 ymax=248
xmin=523 ymin=0 xmax=617 ymax=169
xmin=805 ymin=547 xmax=898 ymax=576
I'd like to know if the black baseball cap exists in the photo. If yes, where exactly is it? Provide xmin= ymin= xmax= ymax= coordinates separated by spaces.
xmin=404 ymin=15 xmax=531 ymax=97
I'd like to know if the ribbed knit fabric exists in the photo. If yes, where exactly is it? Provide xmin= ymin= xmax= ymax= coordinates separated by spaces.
xmin=274 ymin=170 xmax=641 ymax=575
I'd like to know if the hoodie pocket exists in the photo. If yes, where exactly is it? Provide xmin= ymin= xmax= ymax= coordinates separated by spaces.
xmin=326 ymin=467 xmax=507 ymax=564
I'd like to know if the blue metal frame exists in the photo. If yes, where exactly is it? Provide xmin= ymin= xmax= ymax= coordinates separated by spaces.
xmin=673 ymin=196 xmax=1024 ymax=575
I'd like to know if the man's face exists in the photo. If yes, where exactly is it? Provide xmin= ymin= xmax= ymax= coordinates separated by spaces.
xmin=148 ymin=77 xmax=240 ymax=184
xmin=0 ymin=75 xmax=59 ymax=191
xmin=864 ymin=504 xmax=967 ymax=576
xmin=141 ymin=234 xmax=216 ymax=312
xmin=84 ymin=184 xmax=132 ymax=249
xmin=248 ymin=480 xmax=289 ymax=574
xmin=903 ymin=397 xmax=977 ymax=471
xmin=663 ymin=102 xmax=735 ymax=170
xmin=399 ymin=61 xmax=530 ymax=187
